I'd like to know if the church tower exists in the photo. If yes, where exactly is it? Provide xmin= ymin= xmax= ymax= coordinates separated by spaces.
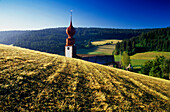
xmin=65 ymin=11 xmax=76 ymax=58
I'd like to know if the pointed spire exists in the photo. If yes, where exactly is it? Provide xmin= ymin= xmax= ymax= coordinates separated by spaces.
xmin=70 ymin=10 xmax=72 ymax=26
xmin=66 ymin=10 xmax=76 ymax=38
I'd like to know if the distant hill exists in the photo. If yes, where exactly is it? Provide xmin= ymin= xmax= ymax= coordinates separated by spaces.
xmin=0 ymin=44 xmax=169 ymax=111
xmin=0 ymin=28 xmax=154 ymax=55
xmin=115 ymin=27 xmax=170 ymax=55
xmin=0 ymin=31 xmax=27 ymax=45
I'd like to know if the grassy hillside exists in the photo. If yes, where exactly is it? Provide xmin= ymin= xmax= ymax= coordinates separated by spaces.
xmin=114 ymin=51 xmax=170 ymax=65
xmin=0 ymin=44 xmax=170 ymax=111
xmin=131 ymin=51 xmax=170 ymax=60
xmin=131 ymin=51 xmax=170 ymax=67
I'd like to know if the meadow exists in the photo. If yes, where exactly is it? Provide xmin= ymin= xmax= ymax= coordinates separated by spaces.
xmin=91 ymin=39 xmax=122 ymax=45
xmin=115 ymin=51 xmax=170 ymax=65
xmin=77 ymin=39 xmax=122 ymax=55
xmin=131 ymin=51 xmax=170 ymax=60
xmin=0 ymin=44 xmax=170 ymax=111
xmin=77 ymin=45 xmax=114 ymax=55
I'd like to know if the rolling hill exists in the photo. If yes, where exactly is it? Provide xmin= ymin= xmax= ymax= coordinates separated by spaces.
xmin=0 ymin=44 xmax=169 ymax=111
xmin=0 ymin=31 xmax=27 ymax=45
xmin=0 ymin=28 xmax=153 ymax=55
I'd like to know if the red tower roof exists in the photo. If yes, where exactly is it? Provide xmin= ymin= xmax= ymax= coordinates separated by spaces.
xmin=66 ymin=12 xmax=76 ymax=38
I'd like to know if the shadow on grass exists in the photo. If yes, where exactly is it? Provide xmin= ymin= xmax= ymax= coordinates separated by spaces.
xmin=77 ymin=46 xmax=111 ymax=55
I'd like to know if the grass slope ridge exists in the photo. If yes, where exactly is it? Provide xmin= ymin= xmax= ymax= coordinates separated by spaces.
xmin=0 ymin=44 xmax=170 ymax=111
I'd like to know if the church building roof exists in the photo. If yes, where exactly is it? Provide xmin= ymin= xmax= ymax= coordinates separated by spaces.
xmin=66 ymin=11 xmax=75 ymax=38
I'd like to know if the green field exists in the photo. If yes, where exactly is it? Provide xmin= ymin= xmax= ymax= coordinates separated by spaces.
xmin=131 ymin=51 xmax=170 ymax=60
xmin=77 ymin=45 xmax=115 ymax=55
xmin=78 ymin=39 xmax=170 ymax=69
xmin=114 ymin=51 xmax=170 ymax=73
xmin=91 ymin=39 xmax=122 ymax=45
xmin=0 ymin=44 xmax=169 ymax=111
xmin=115 ymin=51 xmax=170 ymax=65
xmin=77 ymin=39 xmax=122 ymax=55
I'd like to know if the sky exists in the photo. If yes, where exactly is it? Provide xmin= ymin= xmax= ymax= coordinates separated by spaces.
xmin=0 ymin=0 xmax=170 ymax=31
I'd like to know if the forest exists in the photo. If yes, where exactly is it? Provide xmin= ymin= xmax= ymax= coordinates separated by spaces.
xmin=0 ymin=31 xmax=27 ymax=44
xmin=114 ymin=27 xmax=170 ymax=55
xmin=0 ymin=28 xmax=153 ymax=55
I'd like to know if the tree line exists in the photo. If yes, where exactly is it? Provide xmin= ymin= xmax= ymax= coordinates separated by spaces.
xmin=114 ymin=27 xmax=170 ymax=55
xmin=0 ymin=31 xmax=27 ymax=45
xmin=3 ymin=28 xmax=152 ymax=55
xmin=141 ymin=56 xmax=170 ymax=79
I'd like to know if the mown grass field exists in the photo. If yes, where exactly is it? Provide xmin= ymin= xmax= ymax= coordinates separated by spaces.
xmin=0 ymin=44 xmax=170 ymax=111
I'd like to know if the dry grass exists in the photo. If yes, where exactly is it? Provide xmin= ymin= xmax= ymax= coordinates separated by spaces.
xmin=92 ymin=39 xmax=122 ymax=45
xmin=0 ymin=44 xmax=170 ymax=111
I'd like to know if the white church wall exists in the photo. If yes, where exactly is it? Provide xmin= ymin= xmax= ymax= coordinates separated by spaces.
xmin=65 ymin=46 xmax=72 ymax=58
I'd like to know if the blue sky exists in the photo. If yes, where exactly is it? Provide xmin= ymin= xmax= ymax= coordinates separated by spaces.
xmin=0 ymin=0 xmax=170 ymax=31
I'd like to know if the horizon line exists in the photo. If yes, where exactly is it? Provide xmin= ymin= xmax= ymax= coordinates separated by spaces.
xmin=0 ymin=26 xmax=169 ymax=32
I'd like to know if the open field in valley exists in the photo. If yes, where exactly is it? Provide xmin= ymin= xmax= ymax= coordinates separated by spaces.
xmin=115 ymin=51 xmax=170 ymax=66
xmin=91 ymin=39 xmax=122 ymax=46
xmin=77 ymin=39 xmax=122 ymax=55
xmin=0 ymin=44 xmax=170 ymax=111
xmin=77 ymin=45 xmax=115 ymax=55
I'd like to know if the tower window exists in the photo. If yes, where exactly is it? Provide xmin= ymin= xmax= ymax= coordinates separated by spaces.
xmin=67 ymin=47 xmax=70 ymax=50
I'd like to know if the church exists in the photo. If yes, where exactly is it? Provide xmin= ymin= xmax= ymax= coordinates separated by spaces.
xmin=65 ymin=12 xmax=114 ymax=65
